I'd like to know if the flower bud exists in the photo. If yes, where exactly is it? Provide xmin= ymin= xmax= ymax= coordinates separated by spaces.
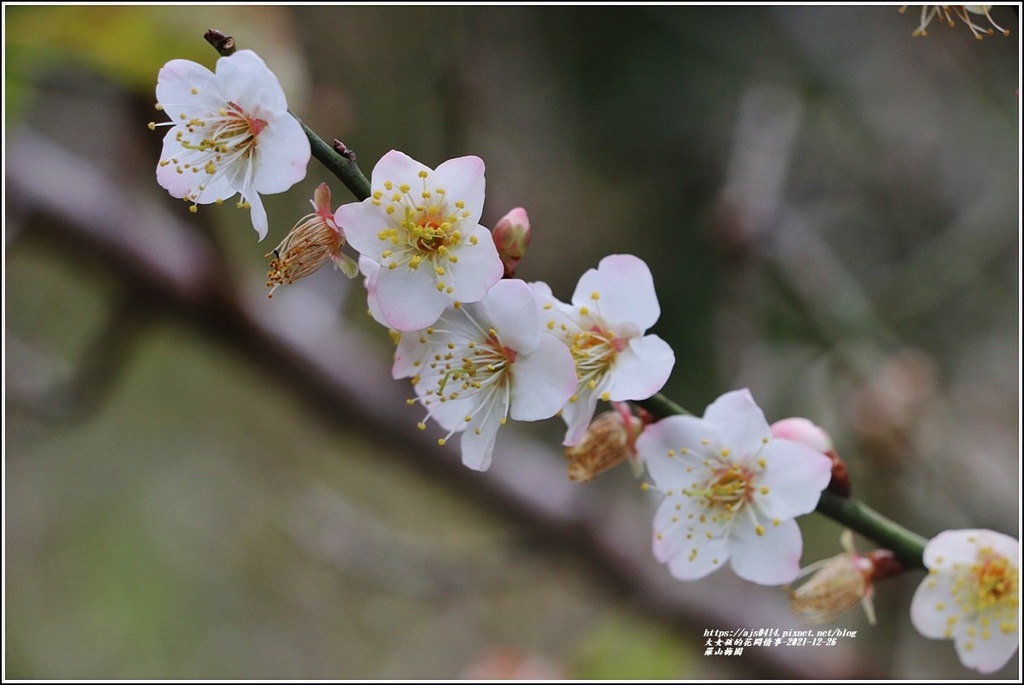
xmin=492 ymin=207 xmax=531 ymax=277
xmin=790 ymin=530 xmax=880 ymax=625
xmin=266 ymin=183 xmax=358 ymax=296
xmin=565 ymin=403 xmax=643 ymax=482
xmin=770 ymin=417 xmax=833 ymax=454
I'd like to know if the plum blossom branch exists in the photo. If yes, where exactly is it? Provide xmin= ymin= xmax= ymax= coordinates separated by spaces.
xmin=9 ymin=127 xmax=856 ymax=679
xmin=205 ymin=28 xmax=371 ymax=203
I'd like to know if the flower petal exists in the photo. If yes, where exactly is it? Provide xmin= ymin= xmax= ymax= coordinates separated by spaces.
xmin=573 ymin=254 xmax=660 ymax=330
xmin=606 ymin=334 xmax=675 ymax=401
xmin=156 ymin=58 xmax=220 ymax=121
xmin=246 ymin=191 xmax=269 ymax=240
xmin=358 ymin=256 xmax=389 ymax=327
xmin=729 ymin=516 xmax=803 ymax=585
xmin=252 ymin=111 xmax=310 ymax=194
xmin=560 ymin=389 xmax=601 ymax=446
xmin=638 ymin=415 xmax=723 ymax=486
xmin=433 ymin=155 xmax=486 ymax=224
xmin=754 ymin=440 xmax=832 ymax=520
xmin=955 ymin=629 xmax=1019 ymax=674
xmin=509 ymin=335 xmax=577 ymax=422
xmin=702 ymin=388 xmax=772 ymax=464
xmin=459 ymin=412 xmax=501 ymax=471
xmin=479 ymin=279 xmax=539 ymax=353
xmin=373 ymin=149 xmax=432 ymax=187
xmin=217 ymin=50 xmax=288 ymax=115
xmin=662 ymin=519 xmax=731 ymax=582
xmin=375 ymin=265 xmax=449 ymax=331
xmin=447 ymin=225 xmax=502 ymax=304
xmin=335 ymin=200 xmax=387 ymax=259
xmin=910 ymin=571 xmax=960 ymax=639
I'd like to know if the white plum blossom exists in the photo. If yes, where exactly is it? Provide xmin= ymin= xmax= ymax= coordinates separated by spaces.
xmin=530 ymin=254 xmax=675 ymax=446
xmin=392 ymin=279 xmax=576 ymax=471
xmin=336 ymin=150 xmax=503 ymax=331
xmin=636 ymin=389 xmax=833 ymax=585
xmin=151 ymin=49 xmax=311 ymax=239
xmin=910 ymin=529 xmax=1019 ymax=674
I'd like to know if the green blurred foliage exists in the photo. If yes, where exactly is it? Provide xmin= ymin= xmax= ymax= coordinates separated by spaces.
xmin=571 ymin=611 xmax=693 ymax=679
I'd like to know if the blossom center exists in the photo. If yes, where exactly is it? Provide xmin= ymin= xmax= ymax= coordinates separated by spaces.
xmin=568 ymin=324 xmax=629 ymax=400
xmin=371 ymin=171 xmax=476 ymax=295
xmin=158 ymin=97 xmax=267 ymax=205
xmin=967 ymin=553 xmax=1019 ymax=613
xmin=415 ymin=317 xmax=517 ymax=442
xmin=697 ymin=464 xmax=755 ymax=512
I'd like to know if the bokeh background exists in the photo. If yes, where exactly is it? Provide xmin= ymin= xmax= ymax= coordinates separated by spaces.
xmin=4 ymin=4 xmax=1020 ymax=679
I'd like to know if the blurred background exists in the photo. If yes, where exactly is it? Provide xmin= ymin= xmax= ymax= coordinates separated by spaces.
xmin=4 ymin=5 xmax=1019 ymax=679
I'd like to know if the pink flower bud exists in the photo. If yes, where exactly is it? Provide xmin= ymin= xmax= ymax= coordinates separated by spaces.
xmin=492 ymin=207 xmax=531 ymax=277
xmin=770 ymin=417 xmax=833 ymax=454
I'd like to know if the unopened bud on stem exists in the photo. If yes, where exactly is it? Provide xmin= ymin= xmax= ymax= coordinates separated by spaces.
xmin=492 ymin=207 xmax=531 ymax=277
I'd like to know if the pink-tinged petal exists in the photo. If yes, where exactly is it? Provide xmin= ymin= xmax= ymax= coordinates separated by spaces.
xmin=755 ymin=440 xmax=832 ymax=519
xmin=421 ymin=392 xmax=472 ymax=433
xmin=728 ymin=516 xmax=803 ymax=585
xmin=770 ymin=417 xmax=833 ymax=454
xmin=392 ymin=333 xmax=426 ymax=380
xmin=606 ymin=335 xmax=675 ymax=401
xmin=509 ymin=335 xmax=576 ymax=421
xmin=375 ymin=266 xmax=448 ymax=331
xmin=573 ymin=254 xmax=660 ymax=330
xmin=663 ymin=525 xmax=730 ymax=582
xmin=335 ymin=200 xmax=388 ymax=259
xmin=447 ymin=225 xmax=502 ymax=304
xmin=433 ymin=155 xmax=486 ymax=223
xmin=702 ymin=389 xmax=773 ymax=464
xmin=910 ymin=572 xmax=960 ymax=639
xmin=459 ymin=413 xmax=501 ymax=471
xmin=479 ymin=279 xmax=539 ymax=353
xmin=359 ymin=257 xmax=389 ymax=327
xmin=560 ymin=390 xmax=601 ymax=446
xmin=216 ymin=50 xmax=288 ymax=115
xmin=155 ymin=132 xmax=212 ymax=199
xmin=246 ymin=191 xmax=269 ymax=240
xmin=252 ymin=111 xmax=310 ymax=194
xmin=371 ymin=149 xmax=431 ymax=188
xmin=528 ymin=280 xmax=564 ymax=316
xmin=652 ymin=492 xmax=716 ymax=562
xmin=925 ymin=529 xmax=1018 ymax=567
xmin=312 ymin=182 xmax=333 ymax=217
xmin=156 ymin=59 xmax=220 ymax=120
xmin=638 ymin=415 xmax=724 ymax=486
xmin=955 ymin=629 xmax=1019 ymax=674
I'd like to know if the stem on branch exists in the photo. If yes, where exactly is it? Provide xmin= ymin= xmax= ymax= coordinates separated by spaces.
xmin=815 ymin=491 xmax=927 ymax=568
xmin=634 ymin=392 xmax=692 ymax=418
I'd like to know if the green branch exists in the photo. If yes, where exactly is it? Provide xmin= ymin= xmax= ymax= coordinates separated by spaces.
xmin=295 ymin=118 xmax=371 ymax=201
xmin=635 ymin=392 xmax=692 ymax=418
xmin=815 ymin=491 xmax=927 ymax=568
